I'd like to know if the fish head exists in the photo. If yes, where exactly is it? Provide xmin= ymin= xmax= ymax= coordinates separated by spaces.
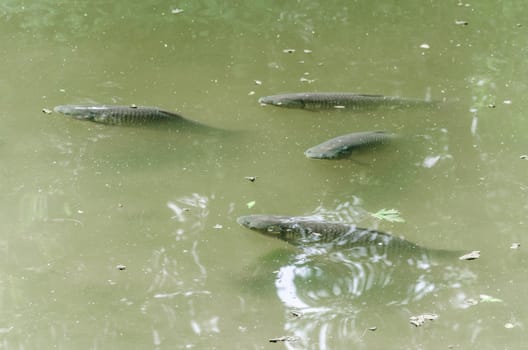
xmin=258 ymin=95 xmax=305 ymax=109
xmin=304 ymin=142 xmax=348 ymax=159
xmin=53 ymin=105 xmax=103 ymax=121
xmin=304 ymin=146 xmax=337 ymax=159
xmin=237 ymin=215 xmax=295 ymax=241
xmin=237 ymin=215 xmax=283 ymax=232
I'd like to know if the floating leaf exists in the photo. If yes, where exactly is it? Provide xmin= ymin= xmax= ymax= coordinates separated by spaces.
xmin=371 ymin=208 xmax=405 ymax=223
xmin=246 ymin=200 xmax=256 ymax=209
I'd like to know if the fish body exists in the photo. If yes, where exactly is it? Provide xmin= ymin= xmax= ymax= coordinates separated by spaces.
xmin=236 ymin=214 xmax=419 ymax=250
xmin=258 ymin=92 xmax=431 ymax=110
xmin=53 ymin=105 xmax=194 ymax=126
xmin=305 ymin=130 xmax=393 ymax=159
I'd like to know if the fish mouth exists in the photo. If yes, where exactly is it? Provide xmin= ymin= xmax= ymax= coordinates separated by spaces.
xmin=304 ymin=149 xmax=318 ymax=158
xmin=257 ymin=97 xmax=269 ymax=106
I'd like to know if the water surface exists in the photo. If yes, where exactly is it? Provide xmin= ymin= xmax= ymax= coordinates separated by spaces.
xmin=1 ymin=1 xmax=528 ymax=349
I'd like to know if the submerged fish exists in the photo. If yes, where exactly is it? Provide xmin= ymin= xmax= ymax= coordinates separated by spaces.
xmin=305 ymin=130 xmax=393 ymax=159
xmin=258 ymin=92 xmax=432 ymax=110
xmin=53 ymin=105 xmax=203 ymax=127
xmin=237 ymin=214 xmax=422 ymax=251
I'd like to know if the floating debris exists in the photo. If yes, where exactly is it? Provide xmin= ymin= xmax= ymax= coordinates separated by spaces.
xmin=303 ymin=49 xmax=312 ymax=54
xmin=244 ymin=176 xmax=257 ymax=182
xmin=42 ymin=108 xmax=53 ymax=114
xmin=171 ymin=8 xmax=184 ymax=14
xmin=503 ymin=100 xmax=512 ymax=105
xmin=372 ymin=208 xmax=405 ymax=223
xmin=465 ymin=298 xmax=478 ymax=306
xmin=213 ymin=224 xmax=223 ymax=229
xmin=248 ymin=91 xmax=255 ymax=96
xmin=269 ymin=336 xmax=298 ymax=343
xmin=504 ymin=323 xmax=515 ymax=329
xmin=479 ymin=294 xmax=503 ymax=303
xmin=283 ymin=49 xmax=295 ymax=53
xmin=246 ymin=200 xmax=256 ymax=209
xmin=254 ymin=80 xmax=262 ymax=85
xmin=510 ymin=242 xmax=521 ymax=249
xmin=129 ymin=104 xmax=138 ymax=108
xmin=465 ymin=294 xmax=503 ymax=306
xmin=455 ymin=20 xmax=469 ymax=25
xmin=459 ymin=250 xmax=480 ymax=260
xmin=410 ymin=313 xmax=438 ymax=327
xmin=488 ymin=103 xmax=496 ymax=108
xmin=299 ymin=77 xmax=316 ymax=83
xmin=419 ymin=43 xmax=430 ymax=49
xmin=290 ymin=311 xmax=303 ymax=318
xmin=116 ymin=264 xmax=127 ymax=271
xmin=368 ymin=326 xmax=377 ymax=331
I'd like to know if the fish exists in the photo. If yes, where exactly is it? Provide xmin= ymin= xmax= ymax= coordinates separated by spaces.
xmin=304 ymin=130 xmax=393 ymax=159
xmin=53 ymin=104 xmax=204 ymax=127
xmin=236 ymin=214 xmax=422 ymax=250
xmin=258 ymin=92 xmax=433 ymax=110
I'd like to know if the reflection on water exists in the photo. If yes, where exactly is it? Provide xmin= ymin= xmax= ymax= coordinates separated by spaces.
xmin=275 ymin=248 xmax=476 ymax=349
xmin=257 ymin=205 xmax=478 ymax=349
xmin=167 ymin=192 xmax=210 ymax=240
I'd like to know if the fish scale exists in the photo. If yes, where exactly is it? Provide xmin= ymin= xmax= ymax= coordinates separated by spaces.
xmin=54 ymin=105 xmax=191 ymax=126
xmin=94 ymin=107 xmax=177 ymax=125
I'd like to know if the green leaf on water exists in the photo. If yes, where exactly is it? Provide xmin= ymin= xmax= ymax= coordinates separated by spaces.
xmin=371 ymin=208 xmax=405 ymax=223
xmin=246 ymin=200 xmax=256 ymax=209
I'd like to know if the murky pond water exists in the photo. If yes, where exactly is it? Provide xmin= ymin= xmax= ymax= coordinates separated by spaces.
xmin=1 ymin=1 xmax=528 ymax=349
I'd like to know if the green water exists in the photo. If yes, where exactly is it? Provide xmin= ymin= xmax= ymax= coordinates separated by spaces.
xmin=1 ymin=1 xmax=528 ymax=349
